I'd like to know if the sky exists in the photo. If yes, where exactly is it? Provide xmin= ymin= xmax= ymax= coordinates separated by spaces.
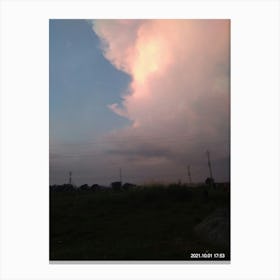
xmin=49 ymin=19 xmax=230 ymax=186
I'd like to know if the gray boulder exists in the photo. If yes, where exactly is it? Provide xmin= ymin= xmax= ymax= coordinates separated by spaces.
xmin=194 ymin=207 xmax=230 ymax=248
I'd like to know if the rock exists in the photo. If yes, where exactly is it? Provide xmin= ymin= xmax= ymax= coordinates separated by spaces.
xmin=193 ymin=207 xmax=230 ymax=248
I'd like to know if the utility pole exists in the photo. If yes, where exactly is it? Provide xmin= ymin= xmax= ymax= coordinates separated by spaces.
xmin=187 ymin=165 xmax=192 ymax=184
xmin=69 ymin=171 xmax=72 ymax=185
xmin=206 ymin=150 xmax=213 ymax=181
xmin=119 ymin=168 xmax=122 ymax=186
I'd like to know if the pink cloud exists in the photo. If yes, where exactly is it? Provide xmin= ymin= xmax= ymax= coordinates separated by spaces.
xmin=92 ymin=19 xmax=230 ymax=182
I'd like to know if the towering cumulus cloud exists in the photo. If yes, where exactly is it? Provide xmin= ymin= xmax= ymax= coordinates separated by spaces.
xmin=92 ymin=20 xmax=230 ymax=182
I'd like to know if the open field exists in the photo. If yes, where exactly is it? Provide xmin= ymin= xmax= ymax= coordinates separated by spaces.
xmin=50 ymin=184 xmax=230 ymax=261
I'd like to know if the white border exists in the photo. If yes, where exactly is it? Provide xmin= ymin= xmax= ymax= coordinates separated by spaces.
xmin=0 ymin=0 xmax=279 ymax=279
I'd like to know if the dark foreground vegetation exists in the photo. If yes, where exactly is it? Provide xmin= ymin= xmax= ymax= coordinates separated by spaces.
xmin=50 ymin=183 xmax=230 ymax=261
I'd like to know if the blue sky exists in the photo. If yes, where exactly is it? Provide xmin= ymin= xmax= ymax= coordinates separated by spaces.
xmin=50 ymin=20 xmax=130 ymax=146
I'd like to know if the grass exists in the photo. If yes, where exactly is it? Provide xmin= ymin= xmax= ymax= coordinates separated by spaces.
xmin=50 ymin=184 xmax=230 ymax=260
